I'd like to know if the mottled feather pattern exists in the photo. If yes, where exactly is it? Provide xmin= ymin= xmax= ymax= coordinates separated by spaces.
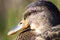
xmin=16 ymin=0 xmax=60 ymax=40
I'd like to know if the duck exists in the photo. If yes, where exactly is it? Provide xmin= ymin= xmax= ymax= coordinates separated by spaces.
xmin=8 ymin=0 xmax=60 ymax=40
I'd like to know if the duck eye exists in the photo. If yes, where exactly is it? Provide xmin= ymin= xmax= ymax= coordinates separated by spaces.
xmin=24 ymin=17 xmax=26 ymax=20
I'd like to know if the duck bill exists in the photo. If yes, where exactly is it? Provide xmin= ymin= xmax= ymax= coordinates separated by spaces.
xmin=7 ymin=20 xmax=29 ymax=36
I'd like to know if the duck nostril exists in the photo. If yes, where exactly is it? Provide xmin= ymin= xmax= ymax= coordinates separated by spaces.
xmin=20 ymin=22 xmax=22 ymax=24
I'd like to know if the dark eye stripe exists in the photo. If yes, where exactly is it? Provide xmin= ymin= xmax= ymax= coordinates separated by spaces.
xmin=24 ymin=10 xmax=43 ymax=19
xmin=24 ymin=10 xmax=36 ymax=19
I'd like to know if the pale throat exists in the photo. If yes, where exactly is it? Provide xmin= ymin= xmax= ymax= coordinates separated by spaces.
xmin=30 ymin=22 xmax=50 ymax=34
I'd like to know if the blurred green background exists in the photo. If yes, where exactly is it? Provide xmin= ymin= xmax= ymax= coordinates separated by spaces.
xmin=0 ymin=0 xmax=60 ymax=40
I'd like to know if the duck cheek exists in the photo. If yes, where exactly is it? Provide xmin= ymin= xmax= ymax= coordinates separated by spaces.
xmin=30 ymin=23 xmax=37 ymax=29
xmin=28 ymin=18 xmax=33 ymax=24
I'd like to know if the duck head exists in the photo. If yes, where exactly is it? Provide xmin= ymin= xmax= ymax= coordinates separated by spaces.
xmin=7 ymin=0 xmax=60 ymax=36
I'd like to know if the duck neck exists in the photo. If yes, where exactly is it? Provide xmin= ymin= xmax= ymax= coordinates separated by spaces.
xmin=30 ymin=22 xmax=51 ymax=35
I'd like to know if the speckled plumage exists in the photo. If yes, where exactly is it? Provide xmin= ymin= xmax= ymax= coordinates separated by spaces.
xmin=16 ymin=26 xmax=60 ymax=40
xmin=16 ymin=0 xmax=60 ymax=40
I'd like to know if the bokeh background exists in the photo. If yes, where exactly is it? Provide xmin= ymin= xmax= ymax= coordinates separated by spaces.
xmin=0 ymin=0 xmax=60 ymax=40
